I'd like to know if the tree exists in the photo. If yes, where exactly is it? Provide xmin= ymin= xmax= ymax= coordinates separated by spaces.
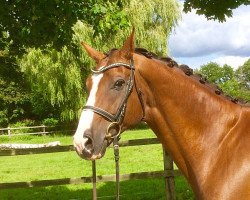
xmin=0 ymin=0 xmax=113 ymax=54
xmin=0 ymin=0 xmax=131 ymax=86
xmin=183 ymin=0 xmax=249 ymax=22
xmin=19 ymin=0 xmax=181 ymax=121
xmin=19 ymin=47 xmax=83 ymax=121
xmin=198 ymin=62 xmax=234 ymax=84
xmin=0 ymin=53 xmax=31 ymax=126
xmin=198 ymin=62 xmax=250 ymax=102
xmin=0 ymin=0 xmax=137 ymax=124
xmin=0 ymin=79 xmax=31 ymax=126
xmin=235 ymin=59 xmax=250 ymax=101
xmin=236 ymin=59 xmax=250 ymax=90
xmin=0 ymin=0 xmax=180 ymax=55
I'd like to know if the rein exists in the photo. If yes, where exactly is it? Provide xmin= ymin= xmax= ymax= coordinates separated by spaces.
xmin=84 ymin=59 xmax=144 ymax=199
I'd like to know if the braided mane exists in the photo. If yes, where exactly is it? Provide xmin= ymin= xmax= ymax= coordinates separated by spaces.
xmin=105 ymin=48 xmax=248 ymax=106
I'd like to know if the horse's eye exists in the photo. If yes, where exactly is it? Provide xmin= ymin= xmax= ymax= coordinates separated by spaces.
xmin=113 ymin=79 xmax=125 ymax=90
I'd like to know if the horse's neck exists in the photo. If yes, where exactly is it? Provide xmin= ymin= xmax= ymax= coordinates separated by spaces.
xmin=137 ymin=57 xmax=241 ymax=194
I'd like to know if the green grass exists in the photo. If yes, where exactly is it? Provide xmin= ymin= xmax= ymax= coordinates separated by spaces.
xmin=0 ymin=129 xmax=194 ymax=199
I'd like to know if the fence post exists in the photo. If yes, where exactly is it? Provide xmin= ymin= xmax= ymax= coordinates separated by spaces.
xmin=42 ymin=125 xmax=46 ymax=135
xmin=7 ymin=126 xmax=11 ymax=137
xmin=163 ymin=146 xmax=176 ymax=200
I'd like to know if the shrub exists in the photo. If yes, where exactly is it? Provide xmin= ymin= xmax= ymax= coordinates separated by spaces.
xmin=42 ymin=118 xmax=59 ymax=126
xmin=0 ymin=111 xmax=8 ymax=127
xmin=9 ymin=120 xmax=35 ymax=134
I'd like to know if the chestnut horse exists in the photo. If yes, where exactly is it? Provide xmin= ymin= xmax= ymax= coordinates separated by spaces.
xmin=73 ymin=30 xmax=250 ymax=199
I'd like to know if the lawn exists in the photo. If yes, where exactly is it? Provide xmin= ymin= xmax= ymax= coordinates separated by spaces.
xmin=0 ymin=129 xmax=194 ymax=199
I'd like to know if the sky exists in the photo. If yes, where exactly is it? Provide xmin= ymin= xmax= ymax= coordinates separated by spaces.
xmin=168 ymin=4 xmax=250 ymax=70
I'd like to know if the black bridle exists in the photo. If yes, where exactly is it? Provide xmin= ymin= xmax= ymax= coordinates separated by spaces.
xmin=83 ymin=59 xmax=144 ymax=200
xmin=83 ymin=59 xmax=141 ymax=139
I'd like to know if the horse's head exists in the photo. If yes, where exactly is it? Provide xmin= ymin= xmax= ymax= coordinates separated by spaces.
xmin=73 ymin=30 xmax=144 ymax=160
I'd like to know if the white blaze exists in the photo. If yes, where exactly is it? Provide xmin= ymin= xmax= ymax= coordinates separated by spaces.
xmin=74 ymin=73 xmax=103 ymax=142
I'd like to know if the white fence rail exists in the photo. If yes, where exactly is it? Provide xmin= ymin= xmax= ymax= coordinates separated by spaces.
xmin=0 ymin=125 xmax=75 ymax=137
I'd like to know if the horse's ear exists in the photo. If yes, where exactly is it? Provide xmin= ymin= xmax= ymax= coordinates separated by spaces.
xmin=120 ymin=28 xmax=135 ymax=59
xmin=81 ymin=42 xmax=105 ymax=63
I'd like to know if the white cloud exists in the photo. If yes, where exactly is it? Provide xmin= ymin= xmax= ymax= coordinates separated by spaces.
xmin=212 ymin=56 xmax=250 ymax=70
xmin=168 ymin=5 xmax=250 ymax=69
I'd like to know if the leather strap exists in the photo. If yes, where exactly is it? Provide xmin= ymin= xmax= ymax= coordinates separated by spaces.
xmin=113 ymin=136 xmax=120 ymax=200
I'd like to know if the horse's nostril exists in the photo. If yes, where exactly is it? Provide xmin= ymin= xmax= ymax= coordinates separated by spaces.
xmin=82 ymin=136 xmax=94 ymax=156
xmin=85 ymin=136 xmax=93 ymax=149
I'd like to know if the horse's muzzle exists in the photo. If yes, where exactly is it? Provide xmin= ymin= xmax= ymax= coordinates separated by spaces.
xmin=73 ymin=129 xmax=108 ymax=160
xmin=73 ymin=133 xmax=94 ymax=160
